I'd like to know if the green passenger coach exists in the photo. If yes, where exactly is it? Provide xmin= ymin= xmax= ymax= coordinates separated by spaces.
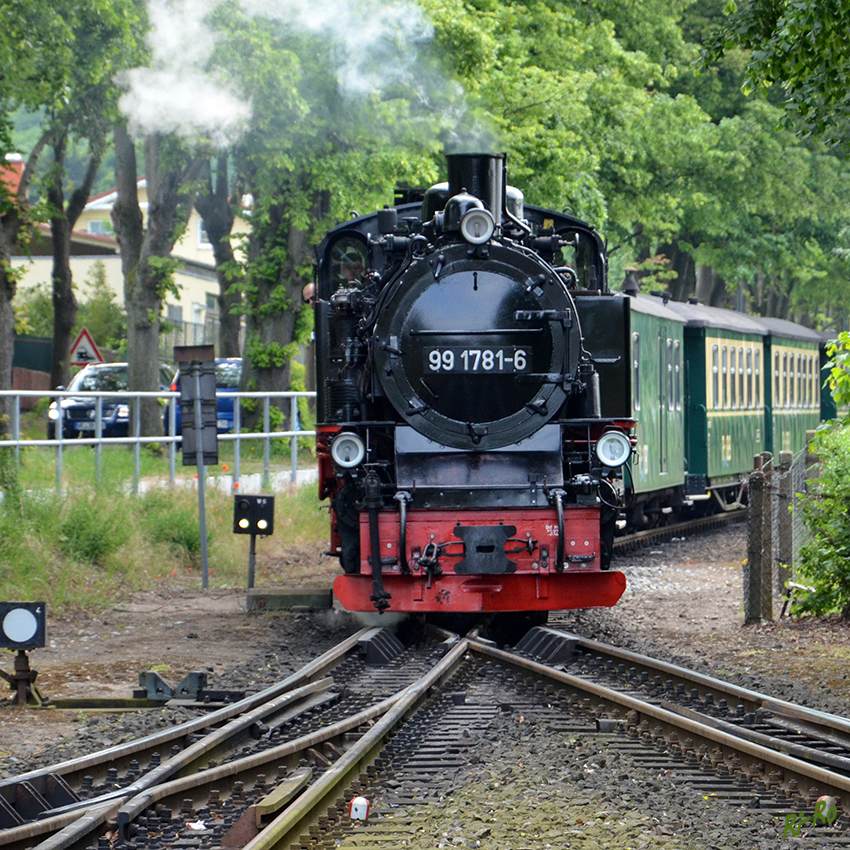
xmin=758 ymin=318 xmax=822 ymax=456
xmin=663 ymin=300 xmax=767 ymax=508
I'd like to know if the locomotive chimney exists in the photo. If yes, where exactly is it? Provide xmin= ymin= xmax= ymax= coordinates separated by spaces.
xmin=446 ymin=153 xmax=505 ymax=225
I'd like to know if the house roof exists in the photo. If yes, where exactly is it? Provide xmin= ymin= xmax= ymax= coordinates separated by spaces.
xmin=2 ymin=153 xmax=25 ymax=195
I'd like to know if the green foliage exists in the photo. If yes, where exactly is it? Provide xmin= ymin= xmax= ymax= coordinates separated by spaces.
xmin=0 ymin=463 xmax=328 ymax=611
xmin=795 ymin=426 xmax=850 ymax=618
xmin=13 ymin=261 xmax=128 ymax=351
xmin=823 ymin=332 xmax=850 ymax=409
xmin=77 ymin=261 xmax=127 ymax=350
xmin=708 ymin=0 xmax=850 ymax=146
xmin=137 ymin=489 xmax=207 ymax=561
xmin=58 ymin=491 xmax=130 ymax=564
xmin=13 ymin=283 xmax=54 ymax=337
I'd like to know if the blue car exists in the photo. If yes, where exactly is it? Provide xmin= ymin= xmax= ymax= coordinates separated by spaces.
xmin=164 ymin=358 xmax=242 ymax=435
xmin=47 ymin=363 xmax=174 ymax=439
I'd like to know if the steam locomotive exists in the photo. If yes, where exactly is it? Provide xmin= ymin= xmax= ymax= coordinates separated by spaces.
xmin=313 ymin=153 xmax=633 ymax=614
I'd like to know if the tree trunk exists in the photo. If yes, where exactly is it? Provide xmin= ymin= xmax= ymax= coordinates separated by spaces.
xmin=195 ymin=154 xmax=242 ymax=358
xmin=695 ymin=265 xmax=728 ymax=308
xmin=239 ymin=190 xmax=324 ymax=430
xmin=47 ymin=135 xmax=103 ymax=389
xmin=659 ymin=242 xmax=696 ymax=302
xmin=113 ymin=130 xmax=207 ymax=435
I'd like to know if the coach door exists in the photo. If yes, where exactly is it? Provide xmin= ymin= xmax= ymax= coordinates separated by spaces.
xmin=658 ymin=328 xmax=668 ymax=474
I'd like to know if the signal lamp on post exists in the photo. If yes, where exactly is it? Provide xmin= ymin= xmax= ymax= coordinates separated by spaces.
xmin=233 ymin=495 xmax=275 ymax=589
xmin=0 ymin=602 xmax=47 ymax=706
xmin=233 ymin=495 xmax=275 ymax=536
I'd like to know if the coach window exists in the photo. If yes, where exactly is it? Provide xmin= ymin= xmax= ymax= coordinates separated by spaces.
xmin=797 ymin=354 xmax=803 ymax=408
xmin=774 ymin=351 xmax=780 ymax=407
xmin=783 ymin=352 xmax=789 ymax=408
xmin=746 ymin=348 xmax=753 ymax=408
xmin=738 ymin=347 xmax=744 ymax=409
xmin=730 ymin=347 xmax=737 ymax=408
xmin=632 ymin=333 xmax=640 ymax=411
xmin=712 ymin=344 xmax=719 ymax=409
xmin=722 ymin=345 xmax=728 ymax=409
xmin=667 ymin=339 xmax=674 ymax=410
xmin=755 ymin=350 xmax=761 ymax=407
xmin=808 ymin=355 xmax=815 ymax=407
xmin=674 ymin=340 xmax=681 ymax=411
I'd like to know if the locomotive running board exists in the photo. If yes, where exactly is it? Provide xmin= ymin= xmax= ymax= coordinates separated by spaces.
xmin=332 ymin=571 xmax=626 ymax=613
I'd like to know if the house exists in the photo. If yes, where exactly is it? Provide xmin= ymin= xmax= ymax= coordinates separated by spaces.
xmin=11 ymin=170 xmax=248 ymax=358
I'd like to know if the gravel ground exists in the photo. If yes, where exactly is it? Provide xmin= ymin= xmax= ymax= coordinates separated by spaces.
xmin=2 ymin=521 xmax=849 ymax=849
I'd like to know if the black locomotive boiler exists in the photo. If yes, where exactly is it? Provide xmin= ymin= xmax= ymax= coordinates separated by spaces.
xmin=313 ymin=153 xmax=634 ymax=614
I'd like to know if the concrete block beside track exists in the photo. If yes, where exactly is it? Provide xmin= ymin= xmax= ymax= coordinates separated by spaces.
xmin=246 ymin=587 xmax=333 ymax=612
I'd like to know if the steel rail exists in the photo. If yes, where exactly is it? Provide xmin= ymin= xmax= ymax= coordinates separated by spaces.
xmin=1 ymin=628 xmax=370 ymax=794
xmin=5 ymin=679 xmax=333 ymax=850
xmin=239 ymin=638 xmax=470 ymax=850
xmin=553 ymin=630 xmax=850 ymax=739
xmin=613 ymin=509 xmax=745 ymax=552
xmin=469 ymin=639 xmax=850 ymax=812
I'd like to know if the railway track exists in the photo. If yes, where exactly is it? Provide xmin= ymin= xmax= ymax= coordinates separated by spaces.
xmin=3 ymin=619 xmax=849 ymax=849
xmin=613 ymin=506 xmax=746 ymax=553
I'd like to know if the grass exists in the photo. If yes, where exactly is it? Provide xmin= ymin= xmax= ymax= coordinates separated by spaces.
xmin=0 ymin=422 xmax=329 ymax=612
xmin=9 ymin=410 xmax=316 ymax=492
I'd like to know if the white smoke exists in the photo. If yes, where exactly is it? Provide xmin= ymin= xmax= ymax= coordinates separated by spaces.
xmin=118 ymin=0 xmax=250 ymax=147
xmin=118 ymin=0 xmax=491 ymax=149
xmin=242 ymin=0 xmax=434 ymax=96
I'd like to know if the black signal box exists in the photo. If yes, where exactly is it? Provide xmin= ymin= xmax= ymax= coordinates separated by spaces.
xmin=0 ymin=602 xmax=47 ymax=649
xmin=233 ymin=494 xmax=275 ymax=536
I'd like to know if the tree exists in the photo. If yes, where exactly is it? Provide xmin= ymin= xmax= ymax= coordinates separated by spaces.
xmin=709 ymin=0 xmax=850 ymax=146
xmin=111 ymin=125 xmax=206 ymax=435
xmin=207 ymin=3 xmax=444 ymax=426
xmin=194 ymin=154 xmax=242 ymax=358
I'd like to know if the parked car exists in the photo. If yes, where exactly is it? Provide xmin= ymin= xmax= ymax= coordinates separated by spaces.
xmin=47 ymin=363 xmax=174 ymax=439
xmin=163 ymin=358 xmax=242 ymax=435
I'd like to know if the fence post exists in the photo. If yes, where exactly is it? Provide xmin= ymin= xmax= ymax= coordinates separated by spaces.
xmin=776 ymin=450 xmax=794 ymax=600
xmin=745 ymin=453 xmax=776 ymax=622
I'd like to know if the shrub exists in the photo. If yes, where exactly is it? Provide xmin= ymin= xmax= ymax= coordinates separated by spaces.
xmin=137 ymin=489 xmax=208 ymax=560
xmin=795 ymin=424 xmax=850 ymax=618
xmin=58 ymin=492 xmax=130 ymax=564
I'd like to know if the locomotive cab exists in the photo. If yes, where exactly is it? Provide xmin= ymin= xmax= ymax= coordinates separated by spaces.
xmin=315 ymin=153 xmax=632 ymax=614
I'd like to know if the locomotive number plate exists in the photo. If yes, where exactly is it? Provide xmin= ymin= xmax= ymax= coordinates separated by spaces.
xmin=424 ymin=347 xmax=530 ymax=373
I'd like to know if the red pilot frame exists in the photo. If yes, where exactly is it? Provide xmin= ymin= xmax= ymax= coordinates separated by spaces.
xmin=332 ymin=507 xmax=626 ymax=613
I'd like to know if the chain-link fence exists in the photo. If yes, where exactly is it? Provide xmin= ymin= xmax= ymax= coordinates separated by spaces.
xmin=745 ymin=435 xmax=818 ymax=622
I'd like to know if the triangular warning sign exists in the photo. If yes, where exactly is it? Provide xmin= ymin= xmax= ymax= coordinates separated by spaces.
xmin=70 ymin=327 xmax=103 ymax=366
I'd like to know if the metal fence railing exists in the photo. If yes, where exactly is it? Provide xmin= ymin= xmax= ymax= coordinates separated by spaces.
xmin=0 ymin=389 xmax=316 ymax=495
xmin=745 ymin=436 xmax=818 ymax=622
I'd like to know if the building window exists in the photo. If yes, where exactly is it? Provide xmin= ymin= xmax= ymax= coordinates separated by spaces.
xmin=205 ymin=292 xmax=218 ymax=314
xmin=198 ymin=219 xmax=212 ymax=248
xmin=87 ymin=219 xmax=114 ymax=236
xmin=166 ymin=303 xmax=183 ymax=324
